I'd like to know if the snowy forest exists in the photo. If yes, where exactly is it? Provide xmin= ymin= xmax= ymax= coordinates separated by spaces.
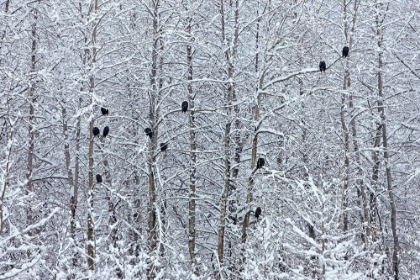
xmin=1 ymin=0 xmax=419 ymax=279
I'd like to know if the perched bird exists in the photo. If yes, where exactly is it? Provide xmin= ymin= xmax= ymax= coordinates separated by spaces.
xmin=160 ymin=142 xmax=168 ymax=152
xmin=93 ymin=127 xmax=100 ymax=137
xmin=342 ymin=45 xmax=349 ymax=58
xmin=96 ymin=174 xmax=102 ymax=183
xmin=308 ymin=224 xmax=316 ymax=240
xmin=319 ymin=59 xmax=326 ymax=72
xmin=103 ymin=126 xmax=109 ymax=138
xmin=255 ymin=207 xmax=262 ymax=220
xmin=182 ymin=101 xmax=188 ymax=113
xmin=257 ymin=158 xmax=265 ymax=169
xmin=101 ymin=107 xmax=109 ymax=116
xmin=144 ymin=128 xmax=153 ymax=139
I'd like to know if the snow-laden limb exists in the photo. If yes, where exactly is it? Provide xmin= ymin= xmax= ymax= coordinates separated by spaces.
xmin=0 ymin=208 xmax=59 ymax=245
xmin=285 ymin=218 xmax=321 ymax=250
xmin=0 ymin=255 xmax=41 ymax=280
xmin=262 ymin=68 xmax=319 ymax=90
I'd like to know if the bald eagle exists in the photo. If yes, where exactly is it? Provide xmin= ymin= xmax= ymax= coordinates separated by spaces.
xmin=144 ymin=128 xmax=153 ymax=139
xmin=96 ymin=174 xmax=102 ymax=183
xmin=101 ymin=107 xmax=109 ymax=116
xmin=319 ymin=60 xmax=326 ymax=72
xmin=160 ymin=142 xmax=168 ymax=152
xmin=160 ymin=143 xmax=168 ymax=156
xmin=93 ymin=127 xmax=100 ymax=137
xmin=255 ymin=207 xmax=262 ymax=219
xmin=257 ymin=158 xmax=265 ymax=169
xmin=182 ymin=101 xmax=188 ymax=113
xmin=103 ymin=126 xmax=109 ymax=138
xmin=342 ymin=46 xmax=349 ymax=58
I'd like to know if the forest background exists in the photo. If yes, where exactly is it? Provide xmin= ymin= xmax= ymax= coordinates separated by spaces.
xmin=1 ymin=0 xmax=419 ymax=279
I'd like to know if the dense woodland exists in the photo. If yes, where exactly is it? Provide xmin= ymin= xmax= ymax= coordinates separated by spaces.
xmin=1 ymin=0 xmax=419 ymax=279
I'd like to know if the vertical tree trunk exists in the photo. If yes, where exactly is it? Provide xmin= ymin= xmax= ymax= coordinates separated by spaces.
xmin=370 ymin=110 xmax=382 ymax=243
xmin=147 ymin=1 xmax=160 ymax=278
xmin=62 ymin=107 xmax=74 ymax=188
xmin=241 ymin=3 xmax=261 ymax=260
xmin=340 ymin=0 xmax=351 ymax=234
xmin=87 ymin=0 xmax=98 ymax=271
xmin=346 ymin=0 xmax=369 ymax=243
xmin=87 ymin=121 xmax=95 ymax=271
xmin=26 ymin=5 xmax=38 ymax=234
xmin=216 ymin=0 xmax=240 ymax=273
xmin=375 ymin=10 xmax=399 ymax=277
xmin=62 ymin=103 xmax=80 ymax=267
xmin=340 ymin=74 xmax=350 ymax=233
xmin=0 ymin=3 xmax=11 ymax=232
xmin=71 ymin=97 xmax=82 ymax=267
xmin=102 ymin=156 xmax=121 ymax=276
xmin=186 ymin=17 xmax=198 ymax=273
xmin=102 ymin=158 xmax=117 ymax=243
xmin=0 ymin=128 xmax=13 ymax=234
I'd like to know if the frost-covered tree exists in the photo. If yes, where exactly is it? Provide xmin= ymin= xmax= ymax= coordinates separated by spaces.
xmin=1 ymin=0 xmax=419 ymax=278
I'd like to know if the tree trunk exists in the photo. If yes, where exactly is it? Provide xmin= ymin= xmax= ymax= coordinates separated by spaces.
xmin=340 ymin=73 xmax=350 ymax=233
xmin=26 ymin=5 xmax=38 ymax=232
xmin=241 ymin=4 xmax=261 ymax=263
xmin=71 ymin=97 xmax=82 ymax=267
xmin=216 ymin=0 xmax=241 ymax=266
xmin=340 ymin=0 xmax=354 ymax=234
xmin=147 ymin=2 xmax=160 ymax=278
xmin=62 ymin=103 xmax=80 ymax=267
xmin=345 ymin=0 xmax=369 ymax=243
xmin=375 ymin=11 xmax=399 ymax=277
xmin=0 ymin=0 xmax=10 ymax=234
xmin=0 ymin=128 xmax=13 ymax=234
xmin=186 ymin=17 xmax=198 ymax=274
xmin=87 ymin=0 xmax=98 ymax=271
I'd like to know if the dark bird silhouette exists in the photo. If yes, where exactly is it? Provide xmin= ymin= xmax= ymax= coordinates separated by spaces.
xmin=255 ymin=207 xmax=262 ymax=219
xmin=103 ymin=126 xmax=109 ymax=138
xmin=182 ymin=101 xmax=188 ymax=113
xmin=257 ymin=158 xmax=265 ymax=169
xmin=308 ymin=224 xmax=316 ymax=240
xmin=96 ymin=174 xmax=102 ymax=183
xmin=144 ymin=128 xmax=153 ymax=139
xmin=342 ymin=45 xmax=349 ymax=58
xmin=160 ymin=142 xmax=168 ymax=152
xmin=101 ymin=107 xmax=109 ymax=116
xmin=319 ymin=60 xmax=326 ymax=72
xmin=93 ymin=127 xmax=100 ymax=137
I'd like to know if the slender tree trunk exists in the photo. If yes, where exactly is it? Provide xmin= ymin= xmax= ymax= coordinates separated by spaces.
xmin=62 ymin=107 xmax=74 ymax=188
xmin=0 ymin=4 xmax=11 ymax=231
xmin=340 ymin=74 xmax=350 ymax=233
xmin=0 ymin=128 xmax=13 ymax=234
xmin=62 ymin=103 xmax=80 ymax=267
xmin=216 ymin=0 xmax=241 ymax=272
xmin=340 ymin=0 xmax=352 ymax=234
xmin=349 ymin=91 xmax=370 ymax=244
xmin=186 ymin=17 xmax=198 ymax=274
xmin=102 ymin=158 xmax=117 ymax=243
xmin=241 ymin=4 xmax=261 ymax=262
xmin=147 ymin=2 xmax=160 ymax=278
xmin=370 ymin=112 xmax=381 ymax=243
xmin=375 ymin=11 xmax=399 ymax=278
xmin=87 ymin=0 xmax=98 ymax=271
xmin=348 ymin=0 xmax=369 ymax=243
xmin=71 ymin=97 xmax=82 ymax=267
xmin=87 ymin=120 xmax=95 ymax=271
xmin=216 ymin=0 xmax=229 ymax=270
xmin=103 ymin=155 xmax=122 ymax=278
xmin=26 ymin=5 xmax=38 ymax=231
